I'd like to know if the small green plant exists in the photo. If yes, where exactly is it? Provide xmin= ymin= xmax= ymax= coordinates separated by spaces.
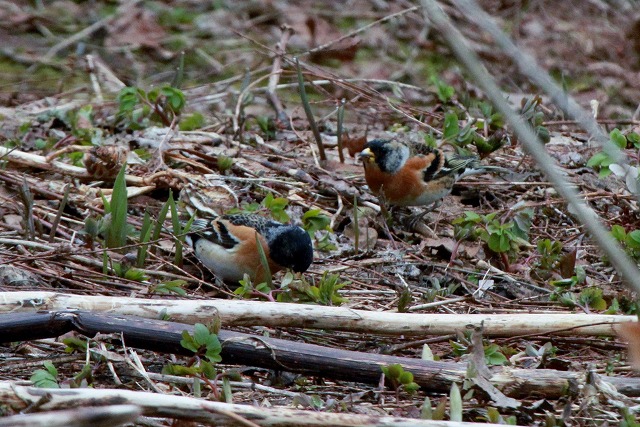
xmin=234 ymin=274 xmax=274 ymax=301
xmin=255 ymin=116 xmax=276 ymax=139
xmin=30 ymin=361 xmax=59 ymax=388
xmin=620 ymin=407 xmax=640 ymax=427
xmin=180 ymin=323 xmax=222 ymax=364
xmin=98 ymin=164 xmax=130 ymax=250
xmin=453 ymin=209 xmax=533 ymax=270
xmin=483 ymin=344 xmax=508 ymax=366
xmin=228 ymin=192 xmax=290 ymax=223
xmin=483 ymin=407 xmax=517 ymax=425
xmin=381 ymin=364 xmax=420 ymax=396
xmin=442 ymin=112 xmax=478 ymax=147
xmin=611 ymin=224 xmax=640 ymax=260
xmin=62 ymin=337 xmax=88 ymax=354
xmin=449 ymin=382 xmax=462 ymax=421
xmin=519 ymin=96 xmax=550 ymax=144
xmin=449 ymin=334 xmax=509 ymax=366
xmin=163 ymin=322 xmax=222 ymax=396
xmin=179 ymin=112 xmax=205 ymax=131
xmin=149 ymin=279 xmax=188 ymax=296
xmin=117 ymin=85 xmax=186 ymax=130
xmin=420 ymin=278 xmax=460 ymax=303
xmin=302 ymin=209 xmax=335 ymax=252
xmin=277 ymin=271 xmax=349 ymax=306
xmin=112 ymin=261 xmax=147 ymax=281
xmin=261 ymin=193 xmax=289 ymax=222
xmin=217 ymin=155 xmax=234 ymax=173
xmin=431 ymin=76 xmax=455 ymax=103
xmin=587 ymin=128 xmax=640 ymax=178
xmin=532 ymin=239 xmax=579 ymax=285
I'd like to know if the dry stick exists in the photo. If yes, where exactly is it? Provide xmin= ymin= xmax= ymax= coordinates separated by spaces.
xmin=302 ymin=6 xmax=419 ymax=57
xmin=0 ymin=404 xmax=141 ymax=427
xmin=420 ymin=0 xmax=640 ymax=295
xmin=295 ymin=58 xmax=327 ymax=161
xmin=336 ymin=98 xmax=346 ymax=163
xmin=0 ymin=383 xmax=514 ymax=427
xmin=0 ymin=146 xmax=155 ymax=188
xmin=0 ymin=291 xmax=633 ymax=338
xmin=267 ymin=25 xmax=293 ymax=123
xmin=19 ymin=176 xmax=35 ymax=240
xmin=48 ymin=184 xmax=70 ymax=243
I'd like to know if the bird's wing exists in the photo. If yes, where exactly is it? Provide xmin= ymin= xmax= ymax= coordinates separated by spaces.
xmin=223 ymin=214 xmax=282 ymax=238
xmin=188 ymin=218 xmax=239 ymax=249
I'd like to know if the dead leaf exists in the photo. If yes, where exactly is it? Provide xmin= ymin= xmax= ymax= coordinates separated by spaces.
xmin=106 ymin=8 xmax=166 ymax=51
xmin=343 ymin=134 xmax=368 ymax=158
xmin=558 ymin=248 xmax=577 ymax=279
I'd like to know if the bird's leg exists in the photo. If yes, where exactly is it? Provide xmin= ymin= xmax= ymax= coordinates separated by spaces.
xmin=375 ymin=196 xmax=398 ymax=250
xmin=406 ymin=201 xmax=442 ymax=237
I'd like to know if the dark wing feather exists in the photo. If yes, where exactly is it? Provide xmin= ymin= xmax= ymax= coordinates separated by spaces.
xmin=443 ymin=155 xmax=481 ymax=175
xmin=405 ymin=140 xmax=437 ymax=156
xmin=188 ymin=218 xmax=239 ymax=249
xmin=223 ymin=214 xmax=283 ymax=238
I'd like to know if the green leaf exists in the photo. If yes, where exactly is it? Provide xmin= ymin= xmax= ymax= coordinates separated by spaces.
xmin=484 ymin=344 xmax=508 ymax=366
xmin=404 ymin=382 xmax=420 ymax=393
xmin=30 ymin=361 xmax=59 ymax=388
xmin=151 ymin=279 xmax=187 ymax=296
xmin=302 ymin=209 xmax=331 ymax=235
xmin=193 ymin=323 xmax=210 ymax=345
xmin=431 ymin=76 xmax=455 ymax=103
xmin=488 ymin=232 xmax=510 ymax=253
xmin=421 ymin=397 xmax=433 ymax=419
xmin=611 ymin=224 xmax=627 ymax=241
xmin=587 ymin=151 xmax=613 ymax=169
xmin=180 ymin=330 xmax=199 ymax=353
xmin=161 ymin=86 xmax=186 ymax=112
xmin=179 ymin=112 xmax=204 ymax=131
xmin=610 ymin=128 xmax=627 ymax=149
xmin=449 ymin=383 xmax=463 ymax=421
xmin=443 ymin=112 xmax=459 ymax=141
xmin=386 ymin=364 xmax=403 ymax=380
xmin=626 ymin=230 xmax=640 ymax=249
xmin=105 ymin=164 xmax=128 ymax=249
xmin=117 ymin=87 xmax=140 ymax=115
xmin=399 ymin=370 xmax=414 ymax=385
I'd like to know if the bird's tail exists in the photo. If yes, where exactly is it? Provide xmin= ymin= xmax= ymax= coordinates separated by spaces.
xmin=448 ymin=156 xmax=510 ymax=178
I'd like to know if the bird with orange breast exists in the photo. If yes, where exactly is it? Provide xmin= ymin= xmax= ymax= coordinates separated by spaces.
xmin=359 ymin=139 xmax=508 ymax=213
xmin=185 ymin=214 xmax=313 ymax=283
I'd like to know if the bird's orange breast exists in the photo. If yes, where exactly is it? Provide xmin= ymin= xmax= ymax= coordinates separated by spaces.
xmin=363 ymin=157 xmax=432 ymax=206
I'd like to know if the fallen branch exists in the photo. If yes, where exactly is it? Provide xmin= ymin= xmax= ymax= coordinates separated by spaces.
xmin=1 ymin=310 xmax=638 ymax=399
xmin=0 ymin=146 xmax=147 ymax=186
xmin=0 ymin=291 xmax=634 ymax=337
xmin=0 ymin=382 xmax=516 ymax=427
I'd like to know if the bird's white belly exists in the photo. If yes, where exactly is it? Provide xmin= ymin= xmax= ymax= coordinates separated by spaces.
xmin=194 ymin=240 xmax=251 ymax=282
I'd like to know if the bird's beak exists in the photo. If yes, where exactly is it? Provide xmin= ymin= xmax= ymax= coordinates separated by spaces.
xmin=359 ymin=148 xmax=375 ymax=163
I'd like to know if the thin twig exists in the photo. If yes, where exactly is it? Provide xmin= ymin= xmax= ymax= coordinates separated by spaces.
xmin=295 ymin=58 xmax=327 ymax=161
xmin=303 ymin=6 xmax=419 ymax=57
xmin=267 ymin=25 xmax=294 ymax=123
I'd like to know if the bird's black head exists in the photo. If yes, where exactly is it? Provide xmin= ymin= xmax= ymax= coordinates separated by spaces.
xmin=359 ymin=139 xmax=409 ymax=173
xmin=266 ymin=225 xmax=314 ymax=273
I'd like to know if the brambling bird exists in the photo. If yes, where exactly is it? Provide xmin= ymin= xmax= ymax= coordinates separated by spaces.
xmin=185 ymin=214 xmax=313 ymax=283
xmin=359 ymin=139 xmax=508 ymax=209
